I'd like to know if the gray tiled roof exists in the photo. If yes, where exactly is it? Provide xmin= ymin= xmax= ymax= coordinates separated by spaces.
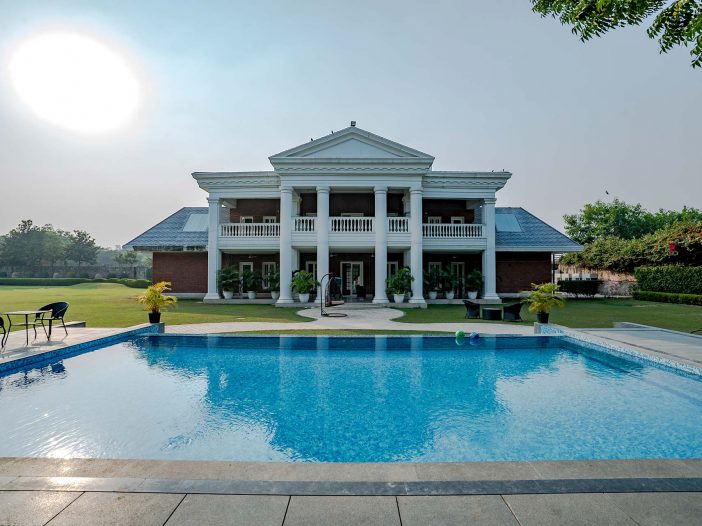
xmin=124 ymin=206 xmax=581 ymax=252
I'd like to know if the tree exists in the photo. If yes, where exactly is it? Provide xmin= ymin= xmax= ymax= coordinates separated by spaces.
xmin=114 ymin=250 xmax=139 ymax=266
xmin=531 ymin=0 xmax=702 ymax=67
xmin=65 ymin=230 xmax=98 ymax=266
xmin=0 ymin=220 xmax=67 ymax=270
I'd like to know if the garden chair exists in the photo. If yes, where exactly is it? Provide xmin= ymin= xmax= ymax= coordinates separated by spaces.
xmin=503 ymin=302 xmax=524 ymax=322
xmin=463 ymin=300 xmax=481 ymax=319
xmin=36 ymin=302 xmax=70 ymax=337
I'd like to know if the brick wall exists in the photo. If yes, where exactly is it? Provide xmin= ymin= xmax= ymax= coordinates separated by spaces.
xmin=298 ymin=192 xmax=404 ymax=216
xmin=423 ymin=200 xmax=476 ymax=223
xmin=496 ymin=252 xmax=552 ymax=293
xmin=228 ymin=199 xmax=280 ymax=222
xmin=153 ymin=252 xmax=208 ymax=293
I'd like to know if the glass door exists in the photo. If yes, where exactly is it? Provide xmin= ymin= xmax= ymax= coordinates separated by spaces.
xmin=340 ymin=262 xmax=363 ymax=296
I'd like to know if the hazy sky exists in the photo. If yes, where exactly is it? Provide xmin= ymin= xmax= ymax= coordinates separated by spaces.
xmin=1 ymin=0 xmax=700 ymax=247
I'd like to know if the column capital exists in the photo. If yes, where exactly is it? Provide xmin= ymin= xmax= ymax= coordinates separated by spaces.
xmin=316 ymin=185 xmax=330 ymax=193
xmin=207 ymin=197 xmax=220 ymax=205
xmin=280 ymin=186 xmax=293 ymax=194
xmin=373 ymin=185 xmax=388 ymax=193
xmin=483 ymin=197 xmax=497 ymax=205
xmin=410 ymin=187 xmax=423 ymax=195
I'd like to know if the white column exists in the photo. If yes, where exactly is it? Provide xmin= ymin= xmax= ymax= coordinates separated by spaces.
xmin=373 ymin=186 xmax=389 ymax=304
xmin=482 ymin=197 xmax=500 ymax=301
xmin=315 ymin=186 xmax=330 ymax=303
xmin=205 ymin=197 xmax=221 ymax=300
xmin=409 ymin=188 xmax=425 ymax=305
xmin=276 ymin=187 xmax=294 ymax=304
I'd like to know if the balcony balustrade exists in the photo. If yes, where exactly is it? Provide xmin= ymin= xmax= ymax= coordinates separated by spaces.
xmin=330 ymin=216 xmax=374 ymax=233
xmin=220 ymin=223 xmax=280 ymax=237
xmin=422 ymin=223 xmax=483 ymax=238
xmin=387 ymin=217 xmax=409 ymax=233
xmin=293 ymin=217 xmax=316 ymax=232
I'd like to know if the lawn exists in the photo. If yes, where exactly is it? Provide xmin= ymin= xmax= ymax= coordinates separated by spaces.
xmin=231 ymin=329 xmax=452 ymax=335
xmin=395 ymin=299 xmax=702 ymax=333
xmin=0 ymin=283 xmax=308 ymax=328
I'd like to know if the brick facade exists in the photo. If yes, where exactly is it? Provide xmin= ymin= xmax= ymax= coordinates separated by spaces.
xmin=299 ymin=193 xmax=405 ymax=216
xmin=153 ymin=252 xmax=208 ymax=293
xmin=423 ymin=200 xmax=476 ymax=223
xmin=496 ymin=252 xmax=552 ymax=293
xmin=228 ymin=199 xmax=280 ymax=222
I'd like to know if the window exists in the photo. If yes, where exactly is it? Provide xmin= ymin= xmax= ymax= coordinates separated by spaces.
xmin=387 ymin=261 xmax=398 ymax=277
xmin=261 ymin=262 xmax=277 ymax=289
xmin=428 ymin=261 xmax=442 ymax=272
xmin=239 ymin=216 xmax=254 ymax=223
xmin=427 ymin=216 xmax=441 ymax=224
xmin=450 ymin=261 xmax=465 ymax=276
xmin=263 ymin=216 xmax=277 ymax=223
xmin=387 ymin=212 xmax=398 ymax=217
xmin=305 ymin=261 xmax=317 ymax=280
xmin=239 ymin=262 xmax=254 ymax=274
xmin=450 ymin=216 xmax=464 ymax=224
xmin=341 ymin=212 xmax=364 ymax=217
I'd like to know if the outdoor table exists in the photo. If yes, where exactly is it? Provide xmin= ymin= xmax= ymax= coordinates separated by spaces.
xmin=0 ymin=310 xmax=50 ymax=346
xmin=481 ymin=307 xmax=503 ymax=321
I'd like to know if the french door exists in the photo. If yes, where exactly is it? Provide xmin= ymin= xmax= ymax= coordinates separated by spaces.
xmin=340 ymin=262 xmax=363 ymax=295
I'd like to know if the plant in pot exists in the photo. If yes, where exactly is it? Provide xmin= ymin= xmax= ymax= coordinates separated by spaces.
xmin=217 ymin=266 xmax=239 ymax=299
xmin=441 ymin=269 xmax=459 ymax=300
xmin=266 ymin=269 xmax=280 ymax=301
xmin=523 ymin=282 xmax=565 ymax=324
xmin=464 ymin=270 xmax=483 ymax=300
xmin=425 ymin=266 xmax=442 ymax=300
xmin=292 ymin=270 xmax=318 ymax=303
xmin=387 ymin=267 xmax=414 ymax=304
xmin=137 ymin=281 xmax=177 ymax=323
xmin=240 ymin=269 xmax=261 ymax=299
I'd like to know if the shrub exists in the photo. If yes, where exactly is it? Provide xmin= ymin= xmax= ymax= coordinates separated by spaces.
xmin=634 ymin=266 xmax=702 ymax=294
xmin=0 ymin=277 xmax=149 ymax=288
xmin=633 ymin=290 xmax=702 ymax=306
xmin=557 ymin=279 xmax=602 ymax=297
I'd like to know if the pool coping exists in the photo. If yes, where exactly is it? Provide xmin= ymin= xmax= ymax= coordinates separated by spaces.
xmin=1 ymin=458 xmax=701 ymax=495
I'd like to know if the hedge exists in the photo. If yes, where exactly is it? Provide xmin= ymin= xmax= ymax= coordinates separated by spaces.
xmin=634 ymin=266 xmax=702 ymax=295
xmin=0 ymin=278 xmax=150 ymax=288
xmin=557 ymin=280 xmax=602 ymax=297
xmin=633 ymin=290 xmax=702 ymax=306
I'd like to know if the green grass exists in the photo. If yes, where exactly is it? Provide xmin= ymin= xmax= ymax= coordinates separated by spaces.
xmin=0 ymin=283 xmax=308 ymax=328
xmin=394 ymin=299 xmax=702 ymax=333
xmin=230 ymin=329 xmax=452 ymax=335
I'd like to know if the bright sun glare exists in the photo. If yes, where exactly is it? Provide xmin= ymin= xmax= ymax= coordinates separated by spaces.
xmin=9 ymin=32 xmax=141 ymax=133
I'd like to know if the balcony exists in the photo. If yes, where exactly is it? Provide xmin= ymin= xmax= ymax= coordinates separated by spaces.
xmin=220 ymin=223 xmax=280 ymax=237
xmin=422 ymin=223 xmax=483 ymax=238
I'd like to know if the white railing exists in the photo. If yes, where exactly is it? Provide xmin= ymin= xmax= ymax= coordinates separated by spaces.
xmin=387 ymin=217 xmax=409 ymax=233
xmin=422 ymin=223 xmax=484 ymax=238
xmin=330 ymin=216 xmax=375 ymax=233
xmin=293 ymin=216 xmax=316 ymax=233
xmin=220 ymin=223 xmax=280 ymax=237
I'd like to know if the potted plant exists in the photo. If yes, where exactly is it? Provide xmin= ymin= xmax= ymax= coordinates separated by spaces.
xmin=465 ymin=270 xmax=483 ymax=300
xmin=387 ymin=267 xmax=414 ymax=304
xmin=137 ymin=281 xmax=177 ymax=323
xmin=240 ymin=269 xmax=261 ymax=299
xmin=441 ymin=269 xmax=459 ymax=300
xmin=217 ymin=266 xmax=239 ymax=299
xmin=292 ymin=270 xmax=318 ymax=303
xmin=523 ymin=282 xmax=565 ymax=323
xmin=267 ymin=269 xmax=280 ymax=301
xmin=425 ymin=266 xmax=442 ymax=300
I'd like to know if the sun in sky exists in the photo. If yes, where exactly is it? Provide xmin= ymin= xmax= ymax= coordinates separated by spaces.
xmin=9 ymin=32 xmax=141 ymax=134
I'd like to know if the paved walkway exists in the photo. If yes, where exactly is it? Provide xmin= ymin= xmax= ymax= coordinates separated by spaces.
xmin=165 ymin=307 xmax=532 ymax=335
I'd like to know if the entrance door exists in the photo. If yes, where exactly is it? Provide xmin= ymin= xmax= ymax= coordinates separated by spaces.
xmin=450 ymin=261 xmax=465 ymax=297
xmin=340 ymin=262 xmax=363 ymax=296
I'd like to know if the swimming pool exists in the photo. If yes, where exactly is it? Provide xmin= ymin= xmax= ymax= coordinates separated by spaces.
xmin=0 ymin=335 xmax=700 ymax=462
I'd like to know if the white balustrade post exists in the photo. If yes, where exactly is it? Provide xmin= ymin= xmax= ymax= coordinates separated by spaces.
xmin=315 ymin=186 xmax=330 ymax=303
xmin=482 ymin=197 xmax=500 ymax=301
xmin=277 ymin=187 xmax=295 ymax=304
xmin=373 ymin=186 xmax=389 ymax=304
xmin=204 ymin=197 xmax=221 ymax=300
xmin=409 ymin=188 xmax=425 ymax=305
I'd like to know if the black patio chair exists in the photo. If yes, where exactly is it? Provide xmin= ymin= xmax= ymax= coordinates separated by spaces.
xmin=0 ymin=315 xmax=7 ymax=347
xmin=36 ymin=302 xmax=70 ymax=337
xmin=463 ymin=300 xmax=481 ymax=319
xmin=503 ymin=302 xmax=524 ymax=322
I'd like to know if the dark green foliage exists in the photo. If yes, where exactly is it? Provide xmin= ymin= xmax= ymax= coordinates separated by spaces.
xmin=633 ymin=290 xmax=702 ymax=305
xmin=531 ymin=0 xmax=702 ymax=67
xmin=557 ymin=279 xmax=602 ymax=296
xmin=65 ymin=230 xmax=99 ymax=266
xmin=634 ymin=265 xmax=702 ymax=294
xmin=0 ymin=278 xmax=149 ymax=288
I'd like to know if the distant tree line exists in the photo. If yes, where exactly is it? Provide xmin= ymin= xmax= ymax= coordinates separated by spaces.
xmin=0 ymin=220 xmax=149 ymax=278
xmin=561 ymin=200 xmax=702 ymax=273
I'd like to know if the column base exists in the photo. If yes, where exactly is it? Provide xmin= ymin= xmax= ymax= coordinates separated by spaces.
xmin=482 ymin=294 xmax=502 ymax=303
xmin=204 ymin=293 xmax=220 ymax=301
xmin=275 ymin=297 xmax=295 ymax=305
xmin=409 ymin=297 xmax=426 ymax=304
xmin=372 ymin=297 xmax=389 ymax=304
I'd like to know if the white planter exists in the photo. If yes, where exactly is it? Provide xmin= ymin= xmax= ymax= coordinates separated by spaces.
xmin=271 ymin=291 xmax=280 ymax=301
xmin=247 ymin=291 xmax=257 ymax=300
xmin=298 ymin=293 xmax=310 ymax=303
xmin=467 ymin=291 xmax=478 ymax=300
xmin=445 ymin=291 xmax=455 ymax=300
xmin=428 ymin=291 xmax=438 ymax=300
xmin=393 ymin=294 xmax=405 ymax=304
xmin=222 ymin=291 xmax=234 ymax=299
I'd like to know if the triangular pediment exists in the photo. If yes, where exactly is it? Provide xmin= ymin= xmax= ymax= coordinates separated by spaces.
xmin=269 ymin=126 xmax=434 ymax=161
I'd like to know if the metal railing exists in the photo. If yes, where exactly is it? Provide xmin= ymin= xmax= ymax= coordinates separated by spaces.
xmin=387 ymin=217 xmax=409 ymax=233
xmin=220 ymin=223 xmax=280 ymax=237
xmin=330 ymin=216 xmax=375 ymax=233
xmin=422 ymin=223 xmax=484 ymax=238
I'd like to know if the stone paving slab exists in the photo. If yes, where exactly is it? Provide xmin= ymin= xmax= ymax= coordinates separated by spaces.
xmin=165 ymin=494 xmax=289 ymax=526
xmin=398 ymin=495 xmax=519 ymax=526
xmin=504 ymin=493 xmax=637 ymax=525
xmin=284 ymin=496 xmax=400 ymax=526
xmin=0 ymin=490 xmax=81 ymax=526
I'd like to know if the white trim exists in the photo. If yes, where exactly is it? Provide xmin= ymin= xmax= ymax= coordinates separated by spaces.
xmin=427 ymin=216 xmax=441 ymax=224
xmin=263 ymin=216 xmax=277 ymax=223
xmin=450 ymin=216 xmax=464 ymax=224
xmin=240 ymin=216 xmax=254 ymax=223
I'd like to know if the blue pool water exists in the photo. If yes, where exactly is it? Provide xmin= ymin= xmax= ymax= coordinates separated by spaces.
xmin=0 ymin=335 xmax=700 ymax=462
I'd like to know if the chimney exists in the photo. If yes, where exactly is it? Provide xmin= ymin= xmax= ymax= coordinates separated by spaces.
xmin=350 ymin=121 xmax=356 ymax=127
